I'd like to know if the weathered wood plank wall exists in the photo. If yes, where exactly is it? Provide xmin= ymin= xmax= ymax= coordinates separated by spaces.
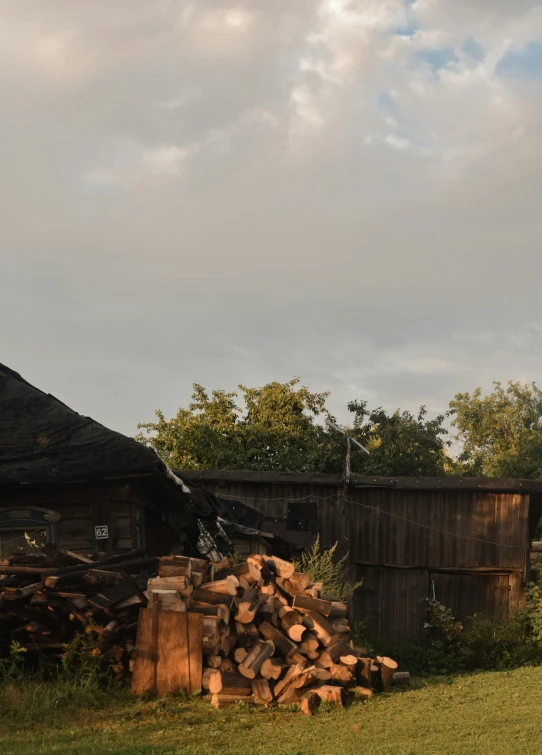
xmin=182 ymin=472 xmax=534 ymax=644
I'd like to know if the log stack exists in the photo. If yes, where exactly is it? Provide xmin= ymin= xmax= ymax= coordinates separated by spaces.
xmin=1 ymin=548 xmax=405 ymax=713
xmin=0 ymin=548 xmax=156 ymax=676
xmin=149 ymin=552 xmax=403 ymax=713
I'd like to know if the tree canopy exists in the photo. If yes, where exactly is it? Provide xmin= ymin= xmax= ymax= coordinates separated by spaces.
xmin=450 ymin=381 xmax=542 ymax=478
xmin=137 ymin=378 xmax=451 ymax=476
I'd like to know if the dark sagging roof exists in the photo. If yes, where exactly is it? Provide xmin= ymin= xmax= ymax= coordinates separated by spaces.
xmin=0 ymin=363 xmax=170 ymax=486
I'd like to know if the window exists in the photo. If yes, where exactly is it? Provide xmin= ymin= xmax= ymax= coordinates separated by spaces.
xmin=0 ymin=507 xmax=59 ymax=559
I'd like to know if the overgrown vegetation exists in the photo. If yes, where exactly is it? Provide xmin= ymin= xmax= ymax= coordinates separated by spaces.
xmin=353 ymin=576 xmax=542 ymax=678
xmin=293 ymin=536 xmax=362 ymax=603
xmin=0 ymin=636 xmax=126 ymax=726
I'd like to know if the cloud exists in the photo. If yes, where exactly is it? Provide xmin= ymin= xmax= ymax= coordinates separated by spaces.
xmin=1 ymin=0 xmax=541 ymax=435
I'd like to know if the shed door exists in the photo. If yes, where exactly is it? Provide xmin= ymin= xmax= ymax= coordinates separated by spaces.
xmin=431 ymin=572 xmax=511 ymax=625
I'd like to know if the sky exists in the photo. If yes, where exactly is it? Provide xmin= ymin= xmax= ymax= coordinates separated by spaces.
xmin=1 ymin=0 xmax=542 ymax=437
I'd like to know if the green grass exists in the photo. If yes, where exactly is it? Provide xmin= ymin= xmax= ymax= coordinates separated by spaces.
xmin=1 ymin=666 xmax=542 ymax=755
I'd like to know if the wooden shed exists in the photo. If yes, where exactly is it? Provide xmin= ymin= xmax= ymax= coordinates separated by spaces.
xmin=0 ymin=364 xmax=214 ymax=560
xmin=180 ymin=470 xmax=542 ymax=645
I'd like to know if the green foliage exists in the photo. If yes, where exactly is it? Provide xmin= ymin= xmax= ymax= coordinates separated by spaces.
xmin=450 ymin=381 xmax=542 ymax=477
xmin=137 ymin=379 xmax=451 ymax=476
xmin=0 ymin=642 xmax=125 ymax=726
xmin=293 ymin=536 xmax=362 ymax=603
xmin=344 ymin=402 xmax=451 ymax=476
xmin=137 ymin=379 xmax=330 ymax=473
xmin=425 ymin=598 xmax=464 ymax=641
xmin=0 ymin=641 xmax=28 ymax=681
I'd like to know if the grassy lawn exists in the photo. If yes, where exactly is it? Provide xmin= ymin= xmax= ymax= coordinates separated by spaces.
xmin=1 ymin=666 xmax=541 ymax=755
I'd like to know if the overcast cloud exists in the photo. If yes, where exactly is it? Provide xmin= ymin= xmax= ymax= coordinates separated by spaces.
xmin=1 ymin=0 xmax=542 ymax=435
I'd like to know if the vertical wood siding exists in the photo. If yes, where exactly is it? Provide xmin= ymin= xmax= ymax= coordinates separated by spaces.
xmin=187 ymin=476 xmax=530 ymax=643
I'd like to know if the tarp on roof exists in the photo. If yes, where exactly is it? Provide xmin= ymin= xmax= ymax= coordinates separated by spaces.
xmin=0 ymin=363 xmax=169 ymax=485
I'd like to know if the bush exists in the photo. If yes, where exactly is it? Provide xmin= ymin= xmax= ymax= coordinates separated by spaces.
xmin=294 ymin=536 xmax=362 ymax=603
xmin=0 ymin=638 xmax=127 ymax=725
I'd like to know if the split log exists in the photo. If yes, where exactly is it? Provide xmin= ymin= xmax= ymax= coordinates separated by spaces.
xmin=234 ymin=622 xmax=260 ymax=648
xmin=299 ymin=690 xmax=321 ymax=716
xmin=313 ymin=685 xmax=343 ymax=706
xmin=331 ymin=620 xmax=350 ymax=634
xmin=301 ymin=610 xmax=339 ymax=647
xmin=233 ymin=647 xmax=248 ymax=663
xmin=286 ymin=651 xmax=307 ymax=666
xmin=329 ymin=663 xmax=354 ymax=687
xmin=158 ymin=556 xmax=192 ymax=578
xmin=233 ymin=562 xmax=262 ymax=582
xmin=288 ymin=572 xmax=311 ymax=594
xmin=209 ymin=671 xmax=252 ymax=696
xmin=274 ymin=663 xmax=307 ymax=699
xmin=326 ymin=636 xmax=351 ymax=663
xmin=293 ymin=595 xmax=333 ymax=617
xmin=199 ymin=577 xmax=239 ymax=596
xmin=371 ymin=662 xmax=384 ymax=692
xmin=190 ymin=604 xmax=230 ymax=623
xmin=287 ymin=624 xmax=306 ymax=643
xmin=276 ymin=666 xmax=317 ymax=705
xmin=202 ymin=668 xmax=217 ymax=690
xmin=314 ymin=668 xmax=332 ymax=681
xmin=352 ymin=686 xmax=372 ymax=701
xmin=235 ymin=588 xmax=259 ymax=624
xmin=266 ymin=557 xmax=295 ymax=580
xmin=339 ymin=655 xmax=359 ymax=674
xmin=238 ymin=640 xmax=275 ymax=679
xmin=1 ymin=582 xmax=44 ymax=600
xmin=147 ymin=576 xmax=193 ymax=597
xmin=281 ymin=608 xmax=303 ymax=632
xmin=211 ymin=693 xmax=253 ymax=709
xmin=376 ymin=656 xmax=398 ymax=688
xmin=208 ymin=655 xmax=222 ymax=669
xmin=219 ymin=657 xmax=236 ymax=673
xmin=315 ymin=652 xmax=333 ymax=669
xmin=252 ymin=678 xmax=273 ymax=704
xmin=328 ymin=602 xmax=348 ymax=619
xmin=258 ymin=621 xmax=298 ymax=658
xmin=193 ymin=589 xmax=234 ymax=607
xmin=358 ymin=657 xmax=372 ymax=687
xmin=305 ymin=583 xmax=323 ymax=599
xmin=260 ymin=657 xmax=282 ymax=680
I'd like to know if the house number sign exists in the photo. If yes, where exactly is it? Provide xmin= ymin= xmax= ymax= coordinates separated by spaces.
xmin=95 ymin=525 xmax=109 ymax=540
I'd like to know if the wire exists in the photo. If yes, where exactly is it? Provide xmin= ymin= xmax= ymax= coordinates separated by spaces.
xmin=214 ymin=490 xmax=525 ymax=551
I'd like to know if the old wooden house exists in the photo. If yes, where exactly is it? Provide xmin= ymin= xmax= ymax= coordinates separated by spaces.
xmin=181 ymin=470 xmax=542 ymax=644
xmin=0 ymin=364 xmax=219 ymax=560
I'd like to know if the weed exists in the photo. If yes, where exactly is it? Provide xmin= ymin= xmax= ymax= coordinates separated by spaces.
xmin=294 ymin=536 xmax=362 ymax=603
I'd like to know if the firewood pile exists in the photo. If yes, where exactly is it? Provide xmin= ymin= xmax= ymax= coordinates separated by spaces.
xmin=1 ymin=547 xmax=406 ymax=713
xmin=146 ymin=553 xmax=406 ymax=714
xmin=0 ymin=547 xmax=156 ymax=674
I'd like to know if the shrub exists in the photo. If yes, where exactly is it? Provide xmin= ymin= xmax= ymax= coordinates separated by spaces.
xmin=294 ymin=536 xmax=362 ymax=603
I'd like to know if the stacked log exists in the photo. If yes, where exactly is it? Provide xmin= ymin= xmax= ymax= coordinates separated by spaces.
xmin=0 ymin=548 xmax=157 ymax=676
xmin=1 ymin=548 xmax=406 ymax=711
xmin=156 ymin=552 xmax=403 ymax=714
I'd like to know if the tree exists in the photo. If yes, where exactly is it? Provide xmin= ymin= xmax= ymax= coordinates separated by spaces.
xmin=136 ymin=379 xmax=329 ymax=472
xmin=449 ymin=381 xmax=542 ymax=478
xmin=137 ymin=378 xmax=451 ymax=476
xmin=345 ymin=401 xmax=451 ymax=477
